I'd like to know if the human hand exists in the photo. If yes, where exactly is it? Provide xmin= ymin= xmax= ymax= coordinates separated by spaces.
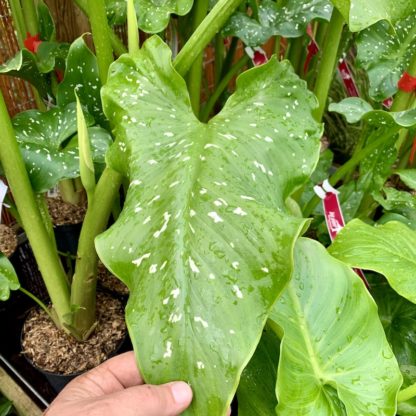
xmin=44 ymin=351 xmax=193 ymax=416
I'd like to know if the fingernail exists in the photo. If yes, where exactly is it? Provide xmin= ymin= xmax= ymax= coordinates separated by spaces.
xmin=170 ymin=382 xmax=192 ymax=405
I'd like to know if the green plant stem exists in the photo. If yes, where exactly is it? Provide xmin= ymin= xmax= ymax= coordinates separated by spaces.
xmin=303 ymin=126 xmax=401 ymax=217
xmin=8 ymin=0 xmax=26 ymax=47
xmin=249 ymin=0 xmax=259 ymax=20
xmin=220 ymin=37 xmax=239 ymax=77
xmin=187 ymin=0 xmax=209 ymax=116
xmin=312 ymin=8 xmax=344 ymax=122
xmin=398 ymin=382 xmax=416 ymax=403
xmin=19 ymin=287 xmax=56 ymax=323
xmin=0 ymin=91 xmax=71 ymax=329
xmin=200 ymin=55 xmax=249 ymax=122
xmin=70 ymin=167 xmax=123 ymax=340
xmin=127 ymin=0 xmax=139 ymax=54
xmin=59 ymin=179 xmax=81 ymax=205
xmin=173 ymin=0 xmax=245 ymax=77
xmin=214 ymin=34 xmax=225 ymax=85
xmin=21 ymin=0 xmax=38 ymax=35
xmin=87 ymin=0 xmax=114 ymax=84
xmin=74 ymin=0 xmax=127 ymax=56
xmin=35 ymin=194 xmax=57 ymax=249
xmin=288 ymin=36 xmax=305 ymax=75
xmin=274 ymin=36 xmax=281 ymax=59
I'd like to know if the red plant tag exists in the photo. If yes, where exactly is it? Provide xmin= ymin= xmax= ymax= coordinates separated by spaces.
xmin=398 ymin=71 xmax=416 ymax=93
xmin=383 ymin=97 xmax=393 ymax=109
xmin=304 ymin=24 xmax=319 ymax=74
xmin=337 ymin=58 xmax=360 ymax=97
xmin=24 ymin=32 xmax=42 ymax=53
xmin=314 ymin=180 xmax=370 ymax=289
xmin=245 ymin=46 xmax=268 ymax=66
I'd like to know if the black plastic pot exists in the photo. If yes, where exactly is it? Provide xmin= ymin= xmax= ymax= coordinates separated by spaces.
xmin=9 ymin=231 xmax=48 ymax=301
xmin=54 ymin=222 xmax=82 ymax=256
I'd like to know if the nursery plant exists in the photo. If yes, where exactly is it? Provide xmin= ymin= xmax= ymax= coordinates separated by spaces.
xmin=1 ymin=0 xmax=416 ymax=415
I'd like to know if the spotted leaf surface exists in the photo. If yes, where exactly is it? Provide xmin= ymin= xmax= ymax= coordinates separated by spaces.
xmin=0 ymin=254 xmax=19 ymax=301
xmin=330 ymin=0 xmax=414 ymax=32
xmin=105 ymin=0 xmax=127 ymax=25
xmin=96 ymin=36 xmax=322 ymax=415
xmin=57 ymin=37 xmax=104 ymax=125
xmin=134 ymin=0 xmax=193 ymax=33
xmin=329 ymin=97 xmax=416 ymax=127
xmin=237 ymin=325 xmax=280 ymax=416
xmin=356 ymin=11 xmax=416 ymax=101
xmin=271 ymin=238 xmax=401 ymax=415
xmin=330 ymin=219 xmax=416 ymax=304
xmin=0 ymin=49 xmax=50 ymax=97
xmin=223 ymin=0 xmax=333 ymax=46
xmin=12 ymin=103 xmax=111 ymax=193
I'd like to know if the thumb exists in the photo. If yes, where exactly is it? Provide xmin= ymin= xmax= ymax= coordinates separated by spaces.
xmin=105 ymin=381 xmax=193 ymax=416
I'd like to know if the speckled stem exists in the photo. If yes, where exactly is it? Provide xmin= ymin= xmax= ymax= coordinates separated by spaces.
xmin=173 ymin=0 xmax=245 ymax=77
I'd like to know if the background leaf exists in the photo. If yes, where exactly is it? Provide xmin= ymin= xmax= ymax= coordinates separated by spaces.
xmin=270 ymin=238 xmax=402 ymax=415
xmin=329 ymin=219 xmax=416 ymax=304
xmin=0 ymin=253 xmax=20 ymax=301
xmin=368 ymin=276 xmax=416 ymax=416
xmin=356 ymin=11 xmax=416 ymax=101
xmin=222 ymin=0 xmax=333 ymax=46
xmin=57 ymin=36 xmax=104 ymax=125
xmin=330 ymin=0 xmax=414 ymax=32
xmin=237 ymin=324 xmax=280 ymax=416
xmin=134 ymin=0 xmax=193 ymax=33
xmin=97 ymin=36 xmax=322 ymax=415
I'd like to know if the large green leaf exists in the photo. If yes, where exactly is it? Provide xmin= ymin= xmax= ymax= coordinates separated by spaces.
xmin=12 ymin=103 xmax=111 ymax=192
xmin=0 ymin=253 xmax=20 ymax=301
xmin=134 ymin=0 xmax=193 ymax=33
xmin=270 ymin=238 xmax=402 ymax=415
xmin=223 ymin=0 xmax=333 ymax=46
xmin=329 ymin=219 xmax=416 ymax=304
xmin=0 ymin=49 xmax=50 ymax=97
xmin=356 ymin=11 xmax=416 ymax=101
xmin=96 ymin=36 xmax=322 ymax=415
xmin=330 ymin=0 xmax=414 ymax=32
xmin=237 ymin=325 xmax=280 ymax=416
xmin=57 ymin=37 xmax=104 ymax=125
xmin=369 ymin=277 xmax=416 ymax=415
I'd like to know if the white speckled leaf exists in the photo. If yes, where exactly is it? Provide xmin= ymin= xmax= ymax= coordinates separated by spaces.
xmin=356 ymin=10 xmax=416 ymax=101
xmin=96 ymin=36 xmax=322 ymax=415
xmin=57 ymin=37 xmax=104 ymax=125
xmin=134 ymin=0 xmax=193 ymax=33
xmin=12 ymin=103 xmax=111 ymax=193
xmin=330 ymin=0 xmax=414 ymax=32
xmin=271 ymin=238 xmax=402 ymax=415
xmin=0 ymin=253 xmax=19 ymax=301
xmin=222 ymin=0 xmax=333 ymax=46
xmin=329 ymin=219 xmax=416 ymax=304
xmin=0 ymin=49 xmax=50 ymax=97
